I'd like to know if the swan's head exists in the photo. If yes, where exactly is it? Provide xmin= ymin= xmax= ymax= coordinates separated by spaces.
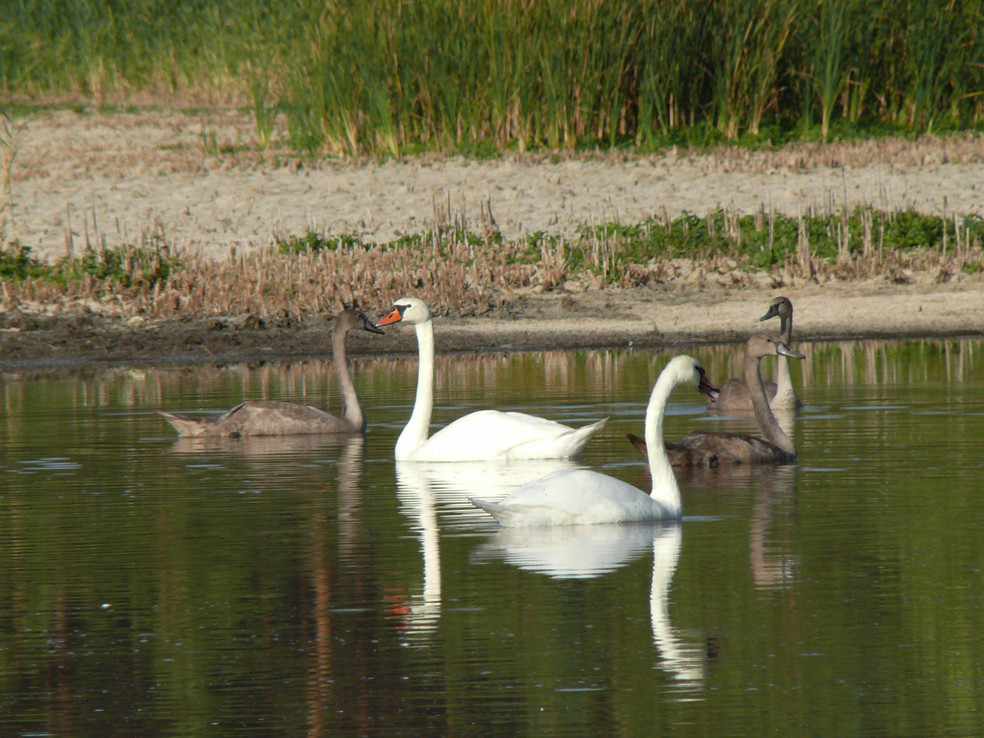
xmin=336 ymin=307 xmax=385 ymax=335
xmin=746 ymin=334 xmax=804 ymax=361
xmin=759 ymin=296 xmax=792 ymax=322
xmin=668 ymin=355 xmax=719 ymax=400
xmin=378 ymin=297 xmax=431 ymax=327
xmin=760 ymin=296 xmax=793 ymax=337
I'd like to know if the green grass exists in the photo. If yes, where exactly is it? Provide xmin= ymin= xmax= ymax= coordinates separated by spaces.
xmin=0 ymin=241 xmax=179 ymax=289
xmin=276 ymin=208 xmax=984 ymax=283
xmin=0 ymin=242 xmax=47 ymax=280
xmin=5 ymin=209 xmax=983 ymax=293
xmin=1 ymin=1 xmax=981 ymax=155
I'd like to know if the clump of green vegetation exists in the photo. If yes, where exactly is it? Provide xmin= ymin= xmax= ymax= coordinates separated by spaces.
xmin=0 ymin=239 xmax=180 ymax=289
xmin=1 ymin=1 xmax=981 ymax=155
xmin=578 ymin=209 xmax=984 ymax=277
xmin=59 ymin=241 xmax=179 ymax=289
xmin=274 ymin=206 xmax=984 ymax=289
xmin=0 ymin=242 xmax=46 ymax=280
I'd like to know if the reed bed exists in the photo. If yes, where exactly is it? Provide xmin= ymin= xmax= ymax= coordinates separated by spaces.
xmin=2 ymin=1 xmax=981 ymax=154
xmin=2 ymin=207 xmax=982 ymax=320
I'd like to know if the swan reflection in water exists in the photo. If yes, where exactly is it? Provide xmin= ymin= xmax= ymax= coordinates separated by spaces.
xmin=676 ymin=462 xmax=799 ymax=592
xmin=393 ymin=461 xmax=442 ymax=638
xmin=392 ymin=459 xmax=579 ymax=641
xmin=174 ymin=433 xmax=370 ymax=738
xmin=170 ymin=432 xmax=360 ymax=458
xmin=473 ymin=522 xmax=707 ymax=689
xmin=747 ymin=464 xmax=798 ymax=591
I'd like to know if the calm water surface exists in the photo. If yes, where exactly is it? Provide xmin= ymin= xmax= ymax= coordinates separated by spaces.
xmin=2 ymin=338 xmax=984 ymax=737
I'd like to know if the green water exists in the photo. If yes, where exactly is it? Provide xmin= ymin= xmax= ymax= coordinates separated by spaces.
xmin=1 ymin=338 xmax=983 ymax=737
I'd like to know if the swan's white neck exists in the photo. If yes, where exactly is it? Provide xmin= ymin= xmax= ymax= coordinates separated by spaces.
xmin=395 ymin=319 xmax=435 ymax=459
xmin=644 ymin=369 xmax=683 ymax=518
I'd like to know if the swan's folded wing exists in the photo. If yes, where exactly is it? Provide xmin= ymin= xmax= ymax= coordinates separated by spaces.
xmin=470 ymin=469 xmax=649 ymax=526
xmin=421 ymin=410 xmax=605 ymax=460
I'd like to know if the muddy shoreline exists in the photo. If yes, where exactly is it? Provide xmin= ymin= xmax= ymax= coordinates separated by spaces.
xmin=2 ymin=283 xmax=980 ymax=374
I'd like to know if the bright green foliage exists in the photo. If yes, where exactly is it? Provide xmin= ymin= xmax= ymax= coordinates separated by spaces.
xmin=57 ymin=244 xmax=178 ymax=288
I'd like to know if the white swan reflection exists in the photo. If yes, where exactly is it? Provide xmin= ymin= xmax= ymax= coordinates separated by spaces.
xmin=392 ymin=458 xmax=578 ymax=639
xmin=401 ymin=459 xmax=580 ymax=527
xmin=393 ymin=462 xmax=443 ymax=637
xmin=474 ymin=522 xmax=706 ymax=686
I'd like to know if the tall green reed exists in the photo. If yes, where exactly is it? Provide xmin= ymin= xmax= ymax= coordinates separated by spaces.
xmin=2 ymin=0 xmax=981 ymax=153
xmin=810 ymin=0 xmax=850 ymax=140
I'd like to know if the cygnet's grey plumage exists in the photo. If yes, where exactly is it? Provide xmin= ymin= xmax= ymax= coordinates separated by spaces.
xmin=159 ymin=309 xmax=383 ymax=437
xmin=628 ymin=334 xmax=803 ymax=467
xmin=710 ymin=297 xmax=802 ymax=413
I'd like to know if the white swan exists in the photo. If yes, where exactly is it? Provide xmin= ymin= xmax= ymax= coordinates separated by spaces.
xmin=377 ymin=297 xmax=607 ymax=461
xmin=469 ymin=355 xmax=717 ymax=526
xmin=404 ymin=459 xmax=579 ymax=527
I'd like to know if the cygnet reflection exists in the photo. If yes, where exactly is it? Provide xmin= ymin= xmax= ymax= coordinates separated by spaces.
xmin=170 ymin=432 xmax=359 ymax=457
xmin=676 ymin=463 xmax=799 ymax=591
xmin=748 ymin=464 xmax=798 ymax=591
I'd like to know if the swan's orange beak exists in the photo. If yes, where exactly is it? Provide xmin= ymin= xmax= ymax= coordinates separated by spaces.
xmin=377 ymin=307 xmax=404 ymax=327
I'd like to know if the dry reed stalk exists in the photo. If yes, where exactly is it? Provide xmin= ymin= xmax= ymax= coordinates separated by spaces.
xmin=0 ymin=114 xmax=17 ymax=243
xmin=796 ymin=212 xmax=814 ymax=278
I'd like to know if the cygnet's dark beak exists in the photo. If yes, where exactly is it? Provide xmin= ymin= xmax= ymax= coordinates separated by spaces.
xmin=760 ymin=303 xmax=781 ymax=322
xmin=697 ymin=367 xmax=720 ymax=400
xmin=776 ymin=342 xmax=805 ymax=359
xmin=359 ymin=311 xmax=385 ymax=335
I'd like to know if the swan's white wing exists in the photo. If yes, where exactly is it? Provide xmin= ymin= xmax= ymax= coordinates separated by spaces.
xmin=414 ymin=410 xmax=604 ymax=461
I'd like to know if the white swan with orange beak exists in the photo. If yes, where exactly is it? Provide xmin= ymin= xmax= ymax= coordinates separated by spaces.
xmin=378 ymin=297 xmax=607 ymax=462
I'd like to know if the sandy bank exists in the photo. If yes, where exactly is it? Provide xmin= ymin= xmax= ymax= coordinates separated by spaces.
xmin=5 ymin=111 xmax=983 ymax=262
